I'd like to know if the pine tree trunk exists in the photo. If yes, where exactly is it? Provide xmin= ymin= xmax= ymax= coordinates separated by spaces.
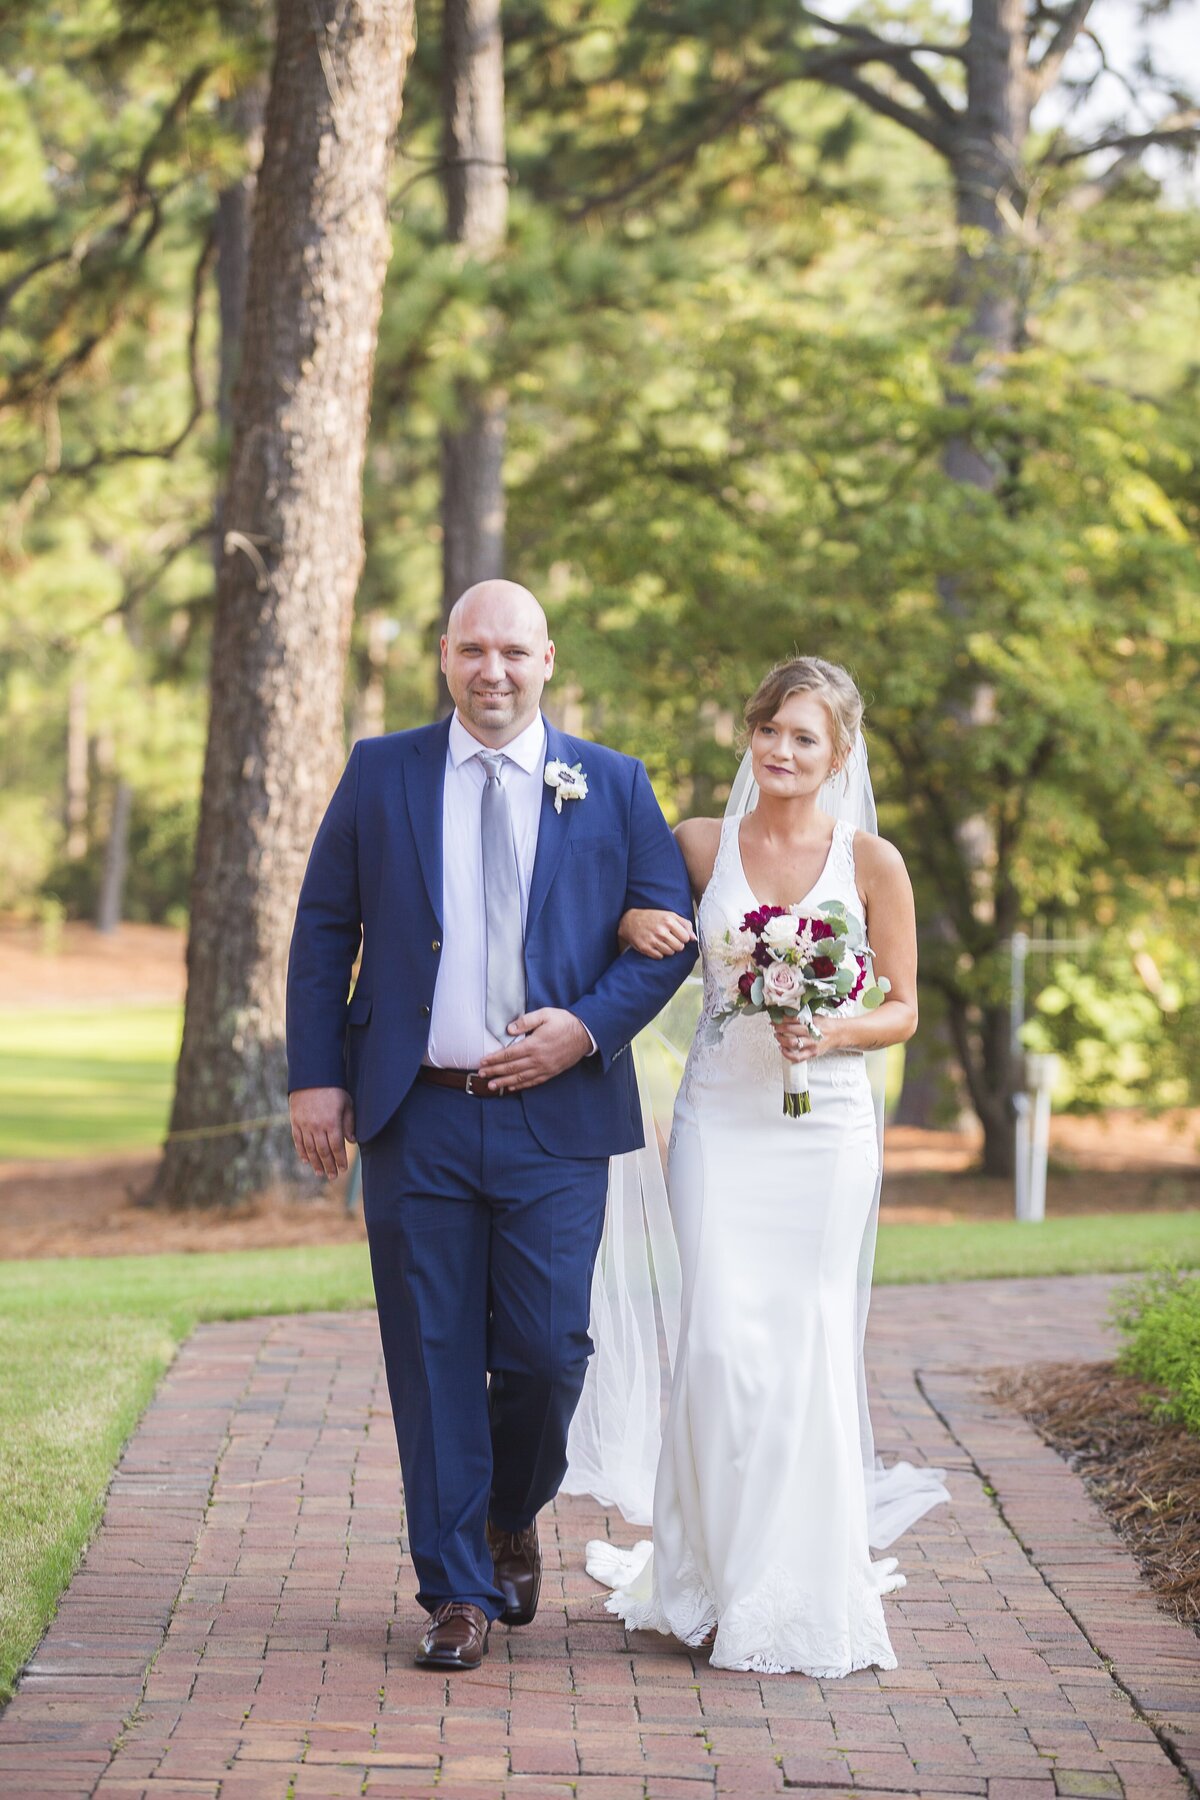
xmin=350 ymin=610 xmax=392 ymax=744
xmin=437 ymin=0 xmax=508 ymax=714
xmin=211 ymin=47 xmax=267 ymax=572
xmin=151 ymin=0 xmax=416 ymax=1210
xmin=930 ymin=0 xmax=1032 ymax=1160
xmin=950 ymin=0 xmax=1031 ymax=371
xmin=95 ymin=778 xmax=132 ymax=935
xmin=65 ymin=680 xmax=88 ymax=860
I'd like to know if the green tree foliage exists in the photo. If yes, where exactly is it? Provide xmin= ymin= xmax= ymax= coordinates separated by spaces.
xmin=2 ymin=1 xmax=1196 ymax=1148
xmin=0 ymin=2 xmax=265 ymax=918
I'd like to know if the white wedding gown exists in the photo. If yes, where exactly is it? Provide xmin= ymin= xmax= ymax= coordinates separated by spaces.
xmin=586 ymin=814 xmax=948 ymax=1677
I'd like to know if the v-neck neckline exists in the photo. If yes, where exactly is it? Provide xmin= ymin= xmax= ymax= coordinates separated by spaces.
xmin=734 ymin=816 xmax=839 ymax=911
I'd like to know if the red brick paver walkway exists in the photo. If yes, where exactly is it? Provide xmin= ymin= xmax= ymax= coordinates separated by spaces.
xmin=3 ymin=1275 xmax=1198 ymax=1800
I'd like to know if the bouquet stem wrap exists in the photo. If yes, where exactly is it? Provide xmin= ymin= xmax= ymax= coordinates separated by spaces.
xmin=781 ymin=1052 xmax=812 ymax=1118
xmin=780 ymin=1003 xmax=817 ymax=1117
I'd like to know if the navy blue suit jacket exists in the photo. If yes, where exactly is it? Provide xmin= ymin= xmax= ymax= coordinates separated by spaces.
xmin=285 ymin=715 xmax=697 ymax=1157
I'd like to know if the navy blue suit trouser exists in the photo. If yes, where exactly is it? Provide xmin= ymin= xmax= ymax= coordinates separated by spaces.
xmin=360 ymin=1080 xmax=610 ymax=1620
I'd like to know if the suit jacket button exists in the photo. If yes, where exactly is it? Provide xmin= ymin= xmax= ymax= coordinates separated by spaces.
xmin=431 ymin=939 xmax=441 ymax=952
xmin=419 ymin=1004 xmax=431 ymax=1017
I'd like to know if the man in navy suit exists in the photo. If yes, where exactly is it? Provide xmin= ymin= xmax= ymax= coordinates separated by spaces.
xmin=286 ymin=581 xmax=696 ymax=1669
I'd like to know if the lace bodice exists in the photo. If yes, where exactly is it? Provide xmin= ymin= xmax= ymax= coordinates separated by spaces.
xmin=682 ymin=813 xmax=872 ymax=1108
xmin=697 ymin=813 xmax=862 ymax=1010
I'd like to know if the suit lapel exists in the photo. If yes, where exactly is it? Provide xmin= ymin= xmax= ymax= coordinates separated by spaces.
xmin=526 ymin=721 xmax=580 ymax=937
xmin=400 ymin=717 xmax=451 ymax=925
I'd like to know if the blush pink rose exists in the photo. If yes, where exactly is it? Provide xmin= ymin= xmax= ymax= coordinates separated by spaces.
xmin=763 ymin=962 xmax=805 ymax=1008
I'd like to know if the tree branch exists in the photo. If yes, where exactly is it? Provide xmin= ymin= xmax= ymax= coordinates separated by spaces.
xmin=0 ymin=243 xmax=79 ymax=323
xmin=0 ymin=62 xmax=214 ymax=375
xmin=812 ymin=68 xmax=955 ymax=158
xmin=566 ymin=75 xmax=793 ymax=219
xmin=1047 ymin=107 xmax=1200 ymax=164
xmin=804 ymin=40 xmax=961 ymax=128
xmin=45 ymin=221 xmax=216 ymax=481
xmin=1030 ymin=0 xmax=1097 ymax=101
xmin=797 ymin=6 xmax=967 ymax=64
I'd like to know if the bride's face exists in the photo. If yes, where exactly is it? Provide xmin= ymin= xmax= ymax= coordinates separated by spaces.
xmin=750 ymin=691 xmax=838 ymax=798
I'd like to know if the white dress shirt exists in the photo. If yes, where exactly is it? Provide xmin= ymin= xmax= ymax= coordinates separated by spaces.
xmin=425 ymin=710 xmax=548 ymax=1070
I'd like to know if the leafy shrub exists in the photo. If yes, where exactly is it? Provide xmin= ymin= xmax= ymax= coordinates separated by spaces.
xmin=1113 ymin=1267 xmax=1200 ymax=1436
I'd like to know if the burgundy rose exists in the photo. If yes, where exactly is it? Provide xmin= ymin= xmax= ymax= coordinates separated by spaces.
xmin=737 ymin=970 xmax=756 ymax=997
xmin=812 ymin=955 xmax=837 ymax=978
xmin=811 ymin=919 xmax=835 ymax=941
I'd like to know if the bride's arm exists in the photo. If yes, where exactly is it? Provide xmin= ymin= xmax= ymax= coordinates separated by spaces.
xmin=617 ymin=817 xmax=720 ymax=957
xmin=775 ymin=833 xmax=918 ymax=1060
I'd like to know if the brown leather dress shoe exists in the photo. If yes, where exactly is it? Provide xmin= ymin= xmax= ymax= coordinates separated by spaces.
xmin=486 ymin=1519 xmax=542 ymax=1626
xmin=414 ymin=1601 xmax=490 ymax=1670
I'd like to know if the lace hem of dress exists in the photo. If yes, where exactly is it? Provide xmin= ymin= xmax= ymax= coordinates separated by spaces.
xmin=590 ymin=1542 xmax=901 ymax=1680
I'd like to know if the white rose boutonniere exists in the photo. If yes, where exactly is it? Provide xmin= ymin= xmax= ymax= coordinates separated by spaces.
xmin=544 ymin=759 xmax=589 ymax=814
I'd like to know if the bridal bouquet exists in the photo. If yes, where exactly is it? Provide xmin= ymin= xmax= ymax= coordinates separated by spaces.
xmin=715 ymin=902 xmax=889 ymax=1117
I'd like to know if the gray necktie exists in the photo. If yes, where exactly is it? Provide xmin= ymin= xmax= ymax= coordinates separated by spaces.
xmin=478 ymin=752 xmax=527 ymax=1041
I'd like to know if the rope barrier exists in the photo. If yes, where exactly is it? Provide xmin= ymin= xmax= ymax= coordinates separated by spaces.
xmin=164 ymin=1112 xmax=291 ymax=1143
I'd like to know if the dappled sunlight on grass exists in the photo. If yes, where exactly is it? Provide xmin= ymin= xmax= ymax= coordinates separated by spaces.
xmin=0 ymin=1005 xmax=182 ymax=1158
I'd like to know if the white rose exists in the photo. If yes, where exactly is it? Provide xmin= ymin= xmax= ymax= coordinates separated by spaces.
xmin=763 ymin=962 xmax=806 ymax=1008
xmin=761 ymin=914 xmax=801 ymax=948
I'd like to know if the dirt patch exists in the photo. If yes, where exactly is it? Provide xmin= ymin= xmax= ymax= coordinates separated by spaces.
xmin=991 ymin=1361 xmax=1200 ymax=1628
xmin=878 ymin=1126 xmax=1200 ymax=1223
xmin=0 ymin=920 xmax=186 ymax=1007
xmin=869 ymin=1108 xmax=1199 ymax=1223
xmin=0 ymin=1152 xmax=367 ymax=1260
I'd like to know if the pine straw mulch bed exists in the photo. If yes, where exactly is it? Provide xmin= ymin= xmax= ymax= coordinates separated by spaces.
xmin=989 ymin=1361 xmax=1200 ymax=1630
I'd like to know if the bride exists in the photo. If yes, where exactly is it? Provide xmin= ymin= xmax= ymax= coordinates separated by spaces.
xmin=570 ymin=656 xmax=949 ymax=1678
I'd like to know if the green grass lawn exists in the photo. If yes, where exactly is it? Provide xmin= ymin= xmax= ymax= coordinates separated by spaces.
xmin=0 ymin=1005 xmax=182 ymax=1159
xmin=2 ymin=1214 xmax=1198 ymax=1704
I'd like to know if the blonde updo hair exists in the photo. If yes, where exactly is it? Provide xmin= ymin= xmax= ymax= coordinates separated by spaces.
xmin=743 ymin=657 xmax=864 ymax=768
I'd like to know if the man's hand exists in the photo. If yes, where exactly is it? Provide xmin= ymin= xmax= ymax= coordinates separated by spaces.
xmin=476 ymin=1009 xmax=592 ymax=1093
xmin=289 ymin=1086 xmax=356 ymax=1178
xmin=618 ymin=907 xmax=695 ymax=958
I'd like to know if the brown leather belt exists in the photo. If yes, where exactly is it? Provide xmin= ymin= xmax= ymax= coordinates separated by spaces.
xmin=417 ymin=1065 xmax=513 ymax=1097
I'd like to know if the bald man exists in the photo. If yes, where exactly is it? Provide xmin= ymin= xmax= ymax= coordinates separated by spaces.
xmin=286 ymin=581 xmax=696 ymax=1669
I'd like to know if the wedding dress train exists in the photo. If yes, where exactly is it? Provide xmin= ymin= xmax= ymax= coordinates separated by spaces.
xmin=585 ymin=814 xmax=949 ymax=1676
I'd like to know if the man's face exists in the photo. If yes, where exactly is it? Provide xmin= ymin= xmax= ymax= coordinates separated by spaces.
xmin=441 ymin=592 xmax=555 ymax=744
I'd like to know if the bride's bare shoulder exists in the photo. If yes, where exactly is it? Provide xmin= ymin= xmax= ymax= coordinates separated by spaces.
xmin=674 ymin=816 xmax=723 ymax=850
xmin=852 ymin=829 xmax=910 ymax=886
xmin=674 ymin=817 xmax=724 ymax=892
